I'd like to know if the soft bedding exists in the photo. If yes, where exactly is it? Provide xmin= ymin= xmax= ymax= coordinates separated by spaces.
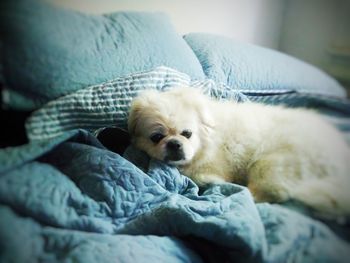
xmin=25 ymin=67 xmax=248 ymax=140
xmin=2 ymin=1 xmax=350 ymax=262
xmin=0 ymin=0 xmax=204 ymax=110
xmin=1 ymin=67 xmax=350 ymax=262
xmin=1 ymin=0 xmax=346 ymax=110
xmin=184 ymin=33 xmax=346 ymax=98
xmin=26 ymin=67 xmax=350 ymax=142
xmin=1 ymin=129 xmax=350 ymax=263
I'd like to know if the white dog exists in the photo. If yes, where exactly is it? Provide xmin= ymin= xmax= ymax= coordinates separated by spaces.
xmin=128 ymin=87 xmax=350 ymax=218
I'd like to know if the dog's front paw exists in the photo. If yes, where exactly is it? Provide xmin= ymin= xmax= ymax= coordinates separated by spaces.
xmin=194 ymin=174 xmax=226 ymax=187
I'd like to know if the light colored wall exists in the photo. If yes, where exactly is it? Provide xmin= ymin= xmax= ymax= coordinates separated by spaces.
xmin=279 ymin=0 xmax=350 ymax=70
xmin=279 ymin=0 xmax=350 ymax=89
xmin=49 ymin=0 xmax=287 ymax=49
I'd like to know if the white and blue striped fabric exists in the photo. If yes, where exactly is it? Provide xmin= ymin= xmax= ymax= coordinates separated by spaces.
xmin=26 ymin=66 xmax=350 ymax=141
xmin=25 ymin=67 xmax=248 ymax=140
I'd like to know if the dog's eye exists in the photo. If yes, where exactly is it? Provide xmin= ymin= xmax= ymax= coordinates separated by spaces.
xmin=150 ymin=133 xmax=165 ymax=143
xmin=181 ymin=130 xmax=192 ymax=139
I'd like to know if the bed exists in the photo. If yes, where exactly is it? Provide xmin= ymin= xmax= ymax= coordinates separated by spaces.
xmin=1 ymin=0 xmax=350 ymax=262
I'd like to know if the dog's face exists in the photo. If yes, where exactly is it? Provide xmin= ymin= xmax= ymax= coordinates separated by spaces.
xmin=128 ymin=88 xmax=214 ymax=166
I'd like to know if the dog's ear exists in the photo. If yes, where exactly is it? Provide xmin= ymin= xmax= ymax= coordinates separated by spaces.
xmin=187 ymin=89 xmax=215 ymax=134
xmin=196 ymin=100 xmax=215 ymax=136
xmin=128 ymin=90 xmax=159 ymax=136
xmin=128 ymin=98 xmax=143 ymax=137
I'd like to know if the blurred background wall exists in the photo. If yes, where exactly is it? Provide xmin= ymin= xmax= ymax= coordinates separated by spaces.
xmin=279 ymin=0 xmax=350 ymax=88
xmin=50 ymin=0 xmax=350 ymax=89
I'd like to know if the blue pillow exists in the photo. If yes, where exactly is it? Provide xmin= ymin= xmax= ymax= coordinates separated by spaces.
xmin=0 ymin=0 xmax=204 ymax=110
xmin=184 ymin=33 xmax=346 ymax=98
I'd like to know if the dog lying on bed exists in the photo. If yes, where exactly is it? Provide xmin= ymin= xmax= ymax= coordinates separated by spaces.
xmin=128 ymin=87 xmax=350 ymax=218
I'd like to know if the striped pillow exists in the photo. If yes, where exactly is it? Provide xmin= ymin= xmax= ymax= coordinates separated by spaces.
xmin=25 ymin=67 xmax=248 ymax=140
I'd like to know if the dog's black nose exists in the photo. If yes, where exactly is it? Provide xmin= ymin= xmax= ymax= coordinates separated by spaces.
xmin=165 ymin=139 xmax=185 ymax=162
xmin=167 ymin=140 xmax=182 ymax=151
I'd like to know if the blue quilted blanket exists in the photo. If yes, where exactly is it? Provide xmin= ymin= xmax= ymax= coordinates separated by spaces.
xmin=1 ymin=128 xmax=350 ymax=263
xmin=2 ymin=1 xmax=350 ymax=261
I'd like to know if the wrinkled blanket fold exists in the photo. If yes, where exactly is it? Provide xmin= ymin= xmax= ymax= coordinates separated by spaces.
xmin=1 ymin=130 xmax=349 ymax=263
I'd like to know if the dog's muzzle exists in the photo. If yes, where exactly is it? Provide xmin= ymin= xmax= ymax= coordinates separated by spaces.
xmin=164 ymin=139 xmax=185 ymax=162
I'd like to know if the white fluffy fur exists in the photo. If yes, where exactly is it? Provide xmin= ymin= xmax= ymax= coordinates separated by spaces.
xmin=128 ymin=87 xmax=350 ymax=218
